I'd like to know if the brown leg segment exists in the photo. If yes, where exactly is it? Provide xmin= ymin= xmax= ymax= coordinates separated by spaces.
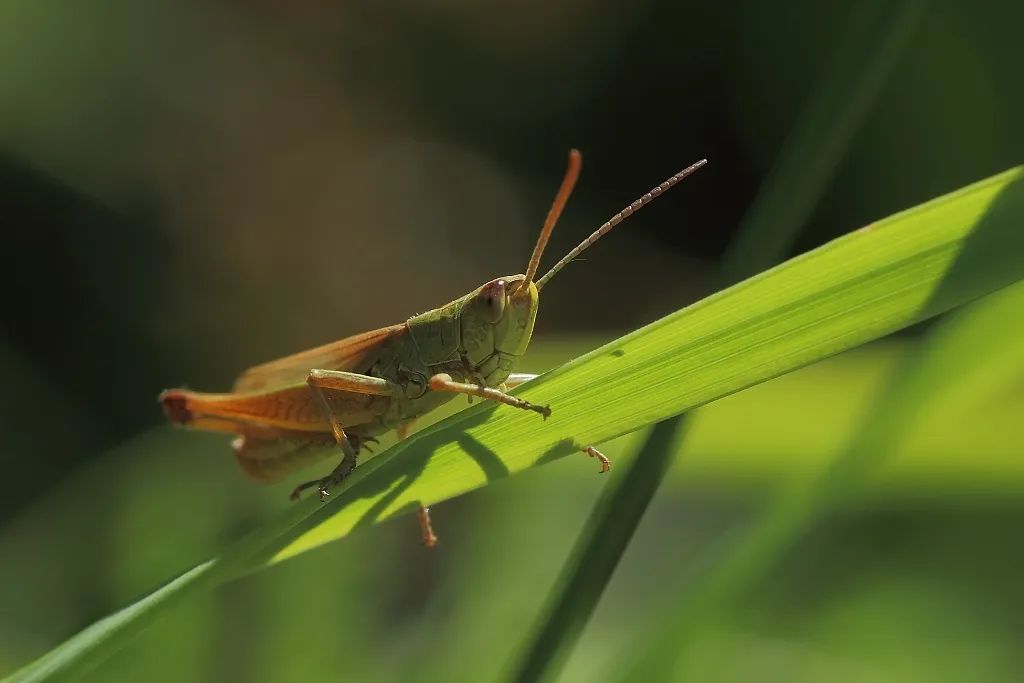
xmin=428 ymin=373 xmax=550 ymax=418
xmin=583 ymin=446 xmax=611 ymax=473
xmin=396 ymin=418 xmax=439 ymax=549
xmin=417 ymin=505 xmax=438 ymax=549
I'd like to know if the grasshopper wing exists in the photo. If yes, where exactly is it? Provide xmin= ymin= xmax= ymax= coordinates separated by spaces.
xmin=232 ymin=323 xmax=407 ymax=393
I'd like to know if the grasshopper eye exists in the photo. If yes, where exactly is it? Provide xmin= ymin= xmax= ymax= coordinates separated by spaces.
xmin=478 ymin=279 xmax=507 ymax=323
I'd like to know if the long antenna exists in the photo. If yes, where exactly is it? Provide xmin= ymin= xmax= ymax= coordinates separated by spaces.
xmin=520 ymin=149 xmax=582 ymax=291
xmin=535 ymin=158 xmax=707 ymax=290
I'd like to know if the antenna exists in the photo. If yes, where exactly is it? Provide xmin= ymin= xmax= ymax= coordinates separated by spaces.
xmin=519 ymin=149 xmax=582 ymax=292
xmin=535 ymin=158 xmax=707 ymax=290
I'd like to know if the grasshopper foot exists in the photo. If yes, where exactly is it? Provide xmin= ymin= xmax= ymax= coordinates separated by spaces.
xmin=289 ymin=473 xmax=345 ymax=502
xmin=289 ymin=455 xmax=358 ymax=502
xmin=584 ymin=446 xmax=611 ymax=473
xmin=510 ymin=397 xmax=550 ymax=419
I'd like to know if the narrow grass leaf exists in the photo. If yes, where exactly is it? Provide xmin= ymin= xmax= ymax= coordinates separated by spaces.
xmin=622 ymin=256 xmax=1024 ymax=682
xmin=512 ymin=2 xmax=928 ymax=678
xmin=8 ymin=166 xmax=1023 ymax=682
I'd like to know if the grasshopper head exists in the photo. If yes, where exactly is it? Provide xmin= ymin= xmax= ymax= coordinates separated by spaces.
xmin=459 ymin=150 xmax=704 ymax=381
xmin=459 ymin=274 xmax=539 ymax=373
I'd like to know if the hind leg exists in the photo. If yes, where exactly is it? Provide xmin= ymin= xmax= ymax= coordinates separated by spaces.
xmin=396 ymin=418 xmax=439 ymax=548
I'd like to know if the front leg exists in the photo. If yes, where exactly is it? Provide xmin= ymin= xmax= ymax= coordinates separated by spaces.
xmin=428 ymin=373 xmax=551 ymax=418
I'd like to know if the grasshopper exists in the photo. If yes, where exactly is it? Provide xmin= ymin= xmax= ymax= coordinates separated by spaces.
xmin=160 ymin=150 xmax=705 ymax=546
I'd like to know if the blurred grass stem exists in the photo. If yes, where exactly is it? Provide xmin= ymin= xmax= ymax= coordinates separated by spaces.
xmin=510 ymin=2 xmax=927 ymax=680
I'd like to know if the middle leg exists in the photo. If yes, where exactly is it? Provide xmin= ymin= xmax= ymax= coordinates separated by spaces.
xmin=291 ymin=369 xmax=395 ymax=501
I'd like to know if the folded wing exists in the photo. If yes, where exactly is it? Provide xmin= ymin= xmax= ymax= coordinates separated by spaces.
xmin=232 ymin=323 xmax=407 ymax=392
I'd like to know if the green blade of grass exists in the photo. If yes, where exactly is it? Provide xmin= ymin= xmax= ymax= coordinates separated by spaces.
xmin=508 ymin=417 xmax=688 ymax=683
xmin=620 ymin=272 xmax=1024 ymax=681
xmin=670 ymin=340 xmax=1024 ymax=496
xmin=511 ymin=3 xmax=928 ymax=679
xmin=8 ymin=166 xmax=1024 ymax=682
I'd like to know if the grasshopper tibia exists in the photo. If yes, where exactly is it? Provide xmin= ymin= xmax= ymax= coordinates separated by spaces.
xmin=397 ymin=419 xmax=440 ymax=550
xmin=428 ymin=373 xmax=551 ymax=419
xmin=417 ymin=505 xmax=438 ymax=548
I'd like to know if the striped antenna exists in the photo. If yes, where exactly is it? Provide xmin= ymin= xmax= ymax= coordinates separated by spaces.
xmin=535 ymin=158 xmax=707 ymax=290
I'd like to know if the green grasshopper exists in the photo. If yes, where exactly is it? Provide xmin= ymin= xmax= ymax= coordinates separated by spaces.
xmin=160 ymin=150 xmax=705 ymax=546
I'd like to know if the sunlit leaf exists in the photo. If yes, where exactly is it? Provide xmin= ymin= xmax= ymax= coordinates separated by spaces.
xmin=10 ymin=167 xmax=1024 ymax=683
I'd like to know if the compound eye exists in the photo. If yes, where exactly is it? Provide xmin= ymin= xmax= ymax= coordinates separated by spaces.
xmin=478 ymin=279 xmax=507 ymax=323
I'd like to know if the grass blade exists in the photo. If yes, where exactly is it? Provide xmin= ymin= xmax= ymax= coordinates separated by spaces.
xmin=511 ymin=418 xmax=688 ymax=683
xmin=511 ymin=2 xmax=927 ymax=679
xmin=8 ymin=165 xmax=1024 ymax=682
xmin=621 ymin=276 xmax=1024 ymax=681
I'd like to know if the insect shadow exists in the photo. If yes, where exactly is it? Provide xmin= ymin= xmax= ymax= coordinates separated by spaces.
xmin=350 ymin=435 xmax=507 ymax=535
xmin=349 ymin=420 xmax=587 ymax=533
xmin=256 ymin=404 xmax=528 ymax=557
xmin=348 ymin=404 xmax=518 ymax=531
xmin=533 ymin=438 xmax=582 ymax=467
xmin=343 ymin=411 xmax=589 ymax=533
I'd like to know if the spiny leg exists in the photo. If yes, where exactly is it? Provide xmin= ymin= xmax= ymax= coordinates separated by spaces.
xmin=291 ymin=369 xmax=394 ymax=501
xmin=397 ymin=418 xmax=439 ymax=549
xmin=428 ymin=373 xmax=550 ymax=419
xmin=583 ymin=446 xmax=611 ymax=473
xmin=416 ymin=504 xmax=438 ymax=549
xmin=504 ymin=373 xmax=611 ymax=473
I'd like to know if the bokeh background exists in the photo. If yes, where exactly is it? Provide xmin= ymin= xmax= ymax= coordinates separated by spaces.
xmin=2 ymin=1 xmax=1023 ymax=681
